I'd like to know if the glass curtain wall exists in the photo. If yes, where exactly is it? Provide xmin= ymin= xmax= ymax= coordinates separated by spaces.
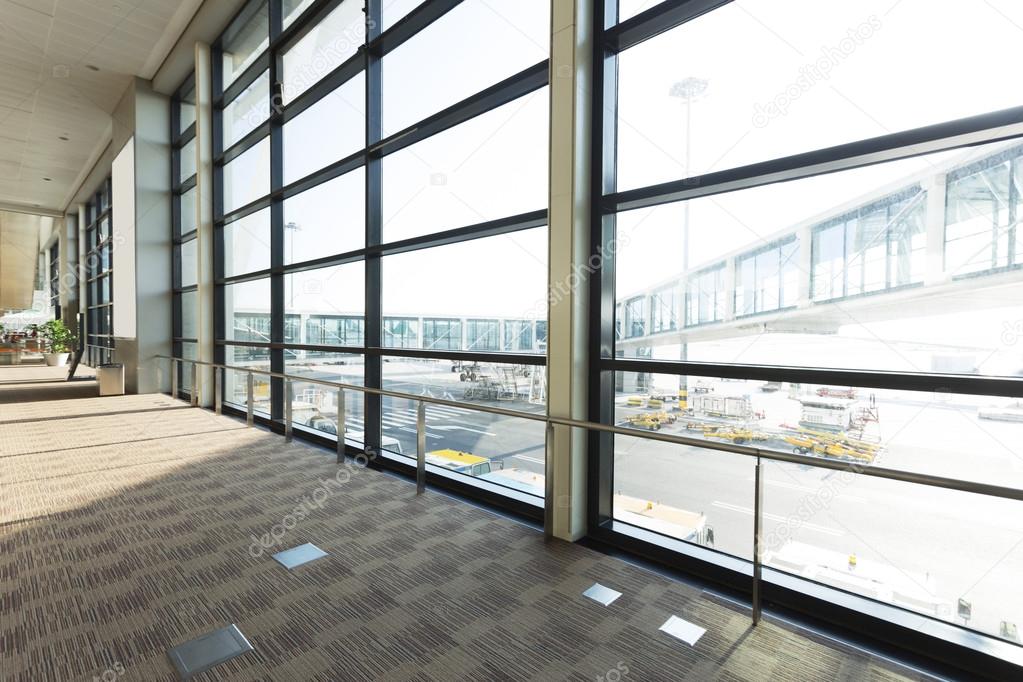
xmin=593 ymin=0 xmax=1023 ymax=648
xmin=84 ymin=178 xmax=113 ymax=366
xmin=172 ymin=76 xmax=199 ymax=395
xmin=211 ymin=0 xmax=549 ymax=502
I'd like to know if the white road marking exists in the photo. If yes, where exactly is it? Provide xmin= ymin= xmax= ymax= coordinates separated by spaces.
xmin=433 ymin=425 xmax=497 ymax=436
xmin=514 ymin=455 xmax=546 ymax=465
xmin=753 ymin=478 xmax=867 ymax=503
xmin=711 ymin=501 xmax=844 ymax=537
xmin=429 ymin=405 xmax=474 ymax=417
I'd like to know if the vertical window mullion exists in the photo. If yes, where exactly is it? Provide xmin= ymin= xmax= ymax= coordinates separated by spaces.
xmin=364 ymin=0 xmax=383 ymax=452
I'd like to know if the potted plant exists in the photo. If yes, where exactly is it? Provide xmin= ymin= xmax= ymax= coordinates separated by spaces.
xmin=39 ymin=319 xmax=76 ymax=367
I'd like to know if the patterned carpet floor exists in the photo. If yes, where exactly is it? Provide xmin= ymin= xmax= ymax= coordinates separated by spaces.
xmin=0 ymin=373 xmax=941 ymax=681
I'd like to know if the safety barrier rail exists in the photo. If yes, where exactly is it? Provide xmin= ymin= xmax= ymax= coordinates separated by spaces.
xmin=156 ymin=355 xmax=1023 ymax=626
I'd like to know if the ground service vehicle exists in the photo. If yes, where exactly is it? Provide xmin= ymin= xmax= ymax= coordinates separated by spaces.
xmin=690 ymin=394 xmax=755 ymax=420
xmin=425 ymin=449 xmax=497 ymax=476
xmin=614 ymin=494 xmax=713 ymax=546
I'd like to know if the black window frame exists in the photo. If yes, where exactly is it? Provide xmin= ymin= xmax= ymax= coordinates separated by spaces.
xmin=84 ymin=177 xmax=114 ymax=366
xmin=208 ymin=0 xmax=549 ymax=513
xmin=587 ymin=1 xmax=1023 ymax=676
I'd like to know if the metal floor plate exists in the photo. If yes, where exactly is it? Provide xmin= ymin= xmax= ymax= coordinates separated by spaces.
xmin=659 ymin=615 xmax=707 ymax=646
xmin=167 ymin=624 xmax=253 ymax=680
xmin=272 ymin=542 xmax=328 ymax=570
xmin=582 ymin=582 xmax=623 ymax=606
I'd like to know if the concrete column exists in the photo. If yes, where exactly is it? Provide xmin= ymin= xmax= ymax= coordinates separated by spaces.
xmin=195 ymin=43 xmax=216 ymax=407
xmin=132 ymin=78 xmax=173 ymax=393
xmin=547 ymin=0 xmax=592 ymax=541
xmin=923 ymin=173 xmax=948 ymax=286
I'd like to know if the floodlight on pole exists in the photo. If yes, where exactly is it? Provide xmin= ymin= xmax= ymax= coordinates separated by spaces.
xmin=669 ymin=77 xmax=708 ymax=381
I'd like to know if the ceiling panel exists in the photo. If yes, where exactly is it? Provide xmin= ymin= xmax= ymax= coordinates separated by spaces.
xmin=0 ymin=0 xmax=200 ymax=213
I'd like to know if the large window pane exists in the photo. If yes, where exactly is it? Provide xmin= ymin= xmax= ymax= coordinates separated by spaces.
xmin=284 ymin=263 xmax=365 ymax=334
xmin=284 ymin=169 xmax=365 ymax=264
xmin=178 ymin=86 xmax=195 ymax=133
xmin=381 ymin=0 xmax=549 ymax=136
xmin=286 ymin=351 xmax=365 ymax=444
xmin=615 ymin=368 xmax=1023 ymax=489
xmin=223 ymin=70 xmax=270 ymax=148
xmin=178 ymin=187 xmax=197 ymax=235
xmin=224 ymin=345 xmax=271 ymax=414
xmin=613 ymin=140 xmax=1023 ymax=376
xmin=223 ymin=137 xmax=270 ymax=213
xmin=381 ymin=357 xmax=546 ymax=499
xmin=180 ymin=290 xmax=198 ymax=339
xmin=283 ymin=74 xmax=365 ymax=184
xmin=223 ymin=208 xmax=272 ymax=277
xmin=179 ymin=138 xmax=196 ymax=183
xmin=382 ymin=89 xmax=548 ymax=242
xmin=225 ymin=278 xmax=271 ymax=342
xmin=179 ymin=238 xmax=197 ymax=288
xmin=221 ymin=1 xmax=269 ymax=90
xmin=616 ymin=0 xmax=1023 ymax=191
xmin=382 ymin=229 xmax=547 ymax=351
xmin=281 ymin=0 xmax=364 ymax=104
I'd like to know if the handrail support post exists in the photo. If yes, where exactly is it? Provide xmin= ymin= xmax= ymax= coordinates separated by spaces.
xmin=752 ymin=455 xmax=764 ymax=625
xmin=246 ymin=372 xmax=254 ymax=427
xmin=416 ymin=401 xmax=426 ymax=495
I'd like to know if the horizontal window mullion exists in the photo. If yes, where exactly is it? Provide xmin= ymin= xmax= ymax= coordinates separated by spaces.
xmin=368 ymin=0 xmax=463 ymax=58
xmin=375 ymin=347 xmax=546 ymax=366
xmin=279 ymin=51 xmax=365 ymax=124
xmin=172 ymin=122 xmax=197 ymax=149
xmin=174 ymin=228 xmax=198 ymax=244
xmin=219 ymin=268 xmax=274 ymax=286
xmin=279 ymin=149 xmax=366 ymax=200
xmin=216 ymin=52 xmax=271 ymax=107
xmin=609 ymin=106 xmax=1023 ymax=214
xmin=172 ymin=174 xmax=197 ymax=195
xmin=217 ymin=340 xmax=277 ymax=349
xmin=273 ymin=0 xmax=347 ymax=53
xmin=280 ymin=247 xmax=369 ymax=275
xmin=606 ymin=0 xmax=734 ymax=53
xmin=218 ymin=194 xmax=273 ymax=225
xmin=371 ymin=60 xmax=548 ymax=157
xmin=602 ymin=357 xmax=1023 ymax=398
xmin=282 ymin=343 xmax=364 ymax=354
xmin=375 ymin=209 xmax=548 ymax=257
xmin=217 ymin=122 xmax=272 ymax=164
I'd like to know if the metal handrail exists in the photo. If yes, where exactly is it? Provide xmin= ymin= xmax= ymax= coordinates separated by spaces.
xmin=156 ymin=354 xmax=1023 ymax=626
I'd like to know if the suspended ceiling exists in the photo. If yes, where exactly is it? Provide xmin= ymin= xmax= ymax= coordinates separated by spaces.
xmin=0 ymin=0 xmax=202 ymax=214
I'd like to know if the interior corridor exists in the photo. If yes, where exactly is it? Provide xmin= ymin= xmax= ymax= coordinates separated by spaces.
xmin=0 ymin=370 xmax=936 ymax=681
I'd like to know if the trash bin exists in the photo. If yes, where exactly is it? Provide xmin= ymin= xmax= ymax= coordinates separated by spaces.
xmin=97 ymin=363 xmax=125 ymax=396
